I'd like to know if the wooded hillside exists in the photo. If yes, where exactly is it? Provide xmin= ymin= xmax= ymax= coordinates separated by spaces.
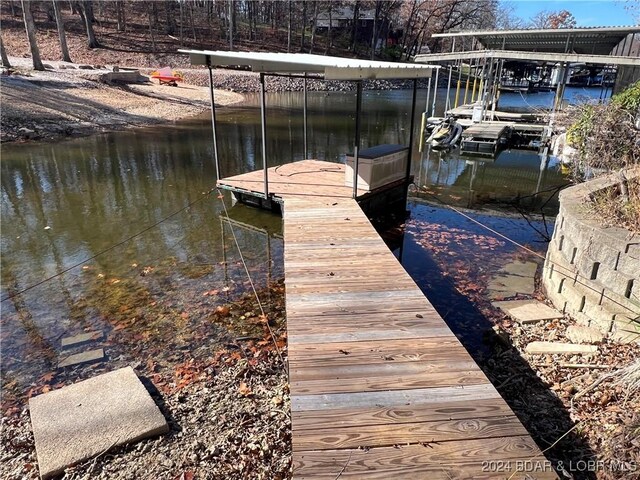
xmin=1 ymin=0 xmax=505 ymax=68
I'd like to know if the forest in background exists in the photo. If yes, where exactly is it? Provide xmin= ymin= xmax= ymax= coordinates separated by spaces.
xmin=1 ymin=0 xmax=583 ymax=70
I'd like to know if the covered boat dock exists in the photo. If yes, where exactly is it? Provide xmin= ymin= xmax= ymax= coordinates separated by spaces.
xmin=181 ymin=50 xmax=557 ymax=479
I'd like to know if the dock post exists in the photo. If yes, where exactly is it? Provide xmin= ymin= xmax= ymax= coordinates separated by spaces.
xmin=406 ymin=78 xmax=418 ymax=188
xmin=303 ymin=75 xmax=308 ymax=159
xmin=260 ymin=73 xmax=270 ymax=198
xmin=463 ymin=62 xmax=470 ymax=105
xmin=430 ymin=67 xmax=439 ymax=117
xmin=445 ymin=64 xmax=453 ymax=112
xmin=454 ymin=60 xmax=462 ymax=108
xmin=206 ymin=59 xmax=221 ymax=181
xmin=352 ymin=80 xmax=363 ymax=199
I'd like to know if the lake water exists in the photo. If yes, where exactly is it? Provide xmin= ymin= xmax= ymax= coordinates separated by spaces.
xmin=0 ymin=89 xmax=571 ymax=411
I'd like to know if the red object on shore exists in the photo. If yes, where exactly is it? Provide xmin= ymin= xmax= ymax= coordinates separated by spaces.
xmin=150 ymin=67 xmax=184 ymax=86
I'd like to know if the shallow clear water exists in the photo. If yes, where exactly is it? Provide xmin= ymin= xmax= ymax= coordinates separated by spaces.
xmin=0 ymin=89 xmax=571 ymax=410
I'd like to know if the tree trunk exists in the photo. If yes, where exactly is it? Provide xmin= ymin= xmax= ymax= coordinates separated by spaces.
xmin=147 ymin=1 xmax=155 ymax=52
xmin=228 ymin=0 xmax=233 ymax=50
xmin=287 ymin=0 xmax=291 ymax=52
xmin=179 ymin=0 xmax=183 ymax=45
xmin=325 ymin=3 xmax=332 ymax=54
xmin=0 ymin=37 xmax=11 ymax=67
xmin=164 ymin=1 xmax=175 ymax=34
xmin=300 ymin=0 xmax=306 ymax=51
xmin=52 ymin=0 xmax=72 ymax=62
xmin=309 ymin=1 xmax=318 ymax=53
xmin=21 ymin=0 xmax=44 ymax=70
xmin=78 ymin=1 xmax=99 ymax=48
xmin=350 ymin=0 xmax=360 ymax=53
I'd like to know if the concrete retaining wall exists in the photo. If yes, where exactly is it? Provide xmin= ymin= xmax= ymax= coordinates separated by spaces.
xmin=543 ymin=168 xmax=640 ymax=343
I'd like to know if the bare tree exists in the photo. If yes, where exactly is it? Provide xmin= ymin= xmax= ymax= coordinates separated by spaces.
xmin=350 ymin=0 xmax=360 ymax=52
xmin=530 ymin=9 xmax=576 ymax=28
xmin=300 ymin=0 xmax=307 ymax=51
xmin=21 ymin=0 xmax=44 ymax=70
xmin=287 ymin=0 xmax=292 ymax=52
xmin=77 ymin=1 xmax=99 ymax=48
xmin=309 ymin=1 xmax=319 ymax=53
xmin=0 ymin=36 xmax=11 ymax=67
xmin=52 ymin=0 xmax=72 ymax=62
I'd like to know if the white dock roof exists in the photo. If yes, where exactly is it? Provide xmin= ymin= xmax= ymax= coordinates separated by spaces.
xmin=179 ymin=50 xmax=438 ymax=80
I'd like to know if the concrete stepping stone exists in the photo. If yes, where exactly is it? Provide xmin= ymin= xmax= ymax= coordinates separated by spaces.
xmin=58 ymin=348 xmax=104 ymax=368
xmin=525 ymin=341 xmax=598 ymax=355
xmin=61 ymin=331 xmax=103 ymax=349
xmin=487 ymin=274 xmax=535 ymax=296
xmin=499 ymin=261 xmax=538 ymax=278
xmin=29 ymin=366 xmax=169 ymax=479
xmin=492 ymin=299 xmax=563 ymax=324
xmin=566 ymin=325 xmax=606 ymax=344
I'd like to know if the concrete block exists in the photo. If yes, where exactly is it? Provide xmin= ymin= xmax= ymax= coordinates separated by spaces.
xmin=58 ymin=349 xmax=104 ymax=368
xmin=61 ymin=331 xmax=103 ymax=349
xmin=499 ymin=261 xmax=538 ymax=278
xmin=29 ymin=367 xmax=169 ymax=479
xmin=617 ymin=253 xmax=640 ymax=279
xmin=566 ymin=325 xmax=606 ymax=344
xmin=525 ymin=341 xmax=598 ymax=355
xmin=487 ymin=274 xmax=535 ymax=296
xmin=493 ymin=300 xmax=563 ymax=324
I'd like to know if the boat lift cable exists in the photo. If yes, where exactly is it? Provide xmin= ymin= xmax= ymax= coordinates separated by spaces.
xmin=1 ymin=187 xmax=217 ymax=303
xmin=216 ymin=188 xmax=285 ymax=367
xmin=415 ymin=188 xmax=639 ymax=314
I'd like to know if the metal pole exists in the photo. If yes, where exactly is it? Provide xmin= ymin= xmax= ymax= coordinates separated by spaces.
xmin=352 ymin=81 xmax=362 ymax=199
xmin=259 ymin=73 xmax=269 ymax=198
xmin=463 ymin=59 xmax=471 ymax=105
xmin=431 ymin=67 xmax=439 ymax=117
xmin=454 ymin=59 xmax=462 ymax=108
xmin=405 ymin=78 xmax=418 ymax=185
xmin=445 ymin=64 xmax=453 ymax=112
xmin=206 ymin=61 xmax=221 ymax=181
xmin=424 ymin=76 xmax=432 ymax=113
xmin=303 ymin=75 xmax=308 ymax=159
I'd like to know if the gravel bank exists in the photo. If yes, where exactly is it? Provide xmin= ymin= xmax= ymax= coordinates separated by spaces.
xmin=1 ymin=58 xmax=243 ymax=144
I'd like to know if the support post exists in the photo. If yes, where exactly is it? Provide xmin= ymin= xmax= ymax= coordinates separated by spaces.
xmin=463 ymin=60 xmax=471 ymax=105
xmin=303 ymin=75 xmax=308 ymax=159
xmin=206 ymin=60 xmax=221 ymax=181
xmin=259 ymin=73 xmax=269 ymax=198
xmin=352 ymin=80 xmax=363 ymax=199
xmin=445 ymin=64 xmax=453 ymax=112
xmin=405 ymin=78 xmax=418 ymax=186
xmin=431 ymin=67 xmax=439 ymax=117
xmin=454 ymin=60 xmax=462 ymax=108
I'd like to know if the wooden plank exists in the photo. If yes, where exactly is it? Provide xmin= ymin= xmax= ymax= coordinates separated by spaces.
xmin=215 ymin=164 xmax=557 ymax=479
xmin=292 ymin=397 xmax=514 ymax=430
xmin=290 ymin=384 xmax=500 ymax=412
xmin=292 ymin=437 xmax=557 ymax=479
xmin=293 ymin=415 xmax=529 ymax=450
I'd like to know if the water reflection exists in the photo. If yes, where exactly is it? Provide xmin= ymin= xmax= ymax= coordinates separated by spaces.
xmin=414 ymin=146 xmax=567 ymax=215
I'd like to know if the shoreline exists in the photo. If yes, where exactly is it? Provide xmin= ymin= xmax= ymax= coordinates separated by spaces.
xmin=1 ymin=59 xmax=244 ymax=145
xmin=1 ymin=58 xmax=434 ymax=145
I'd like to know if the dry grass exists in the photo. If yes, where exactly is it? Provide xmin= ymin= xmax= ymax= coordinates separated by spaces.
xmin=589 ymin=177 xmax=640 ymax=233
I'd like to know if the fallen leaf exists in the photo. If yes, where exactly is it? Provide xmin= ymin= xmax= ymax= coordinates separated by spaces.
xmin=238 ymin=381 xmax=252 ymax=397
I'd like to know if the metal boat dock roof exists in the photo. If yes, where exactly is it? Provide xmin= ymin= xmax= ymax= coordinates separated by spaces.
xmin=178 ymin=50 xmax=438 ymax=80
xmin=432 ymin=26 xmax=640 ymax=56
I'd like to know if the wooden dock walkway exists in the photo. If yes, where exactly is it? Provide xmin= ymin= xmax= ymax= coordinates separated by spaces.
xmin=220 ymin=162 xmax=557 ymax=479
